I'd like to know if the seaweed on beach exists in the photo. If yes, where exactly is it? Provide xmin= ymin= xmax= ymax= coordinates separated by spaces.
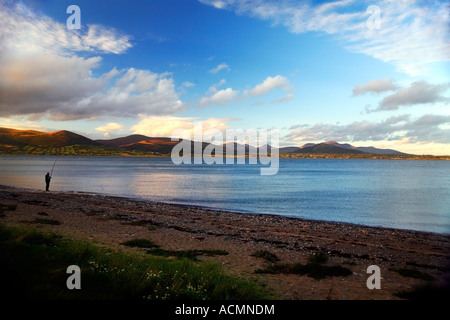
xmin=395 ymin=282 xmax=450 ymax=300
xmin=32 ymin=218 xmax=61 ymax=225
xmin=391 ymin=268 xmax=435 ymax=281
xmin=255 ymin=262 xmax=352 ymax=279
xmin=255 ymin=252 xmax=352 ymax=279
xmin=121 ymin=239 xmax=160 ymax=249
xmin=251 ymin=250 xmax=280 ymax=263
xmin=0 ymin=203 xmax=17 ymax=213
xmin=147 ymin=248 xmax=229 ymax=261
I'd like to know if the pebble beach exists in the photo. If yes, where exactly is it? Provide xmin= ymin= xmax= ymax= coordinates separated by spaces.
xmin=1 ymin=184 xmax=449 ymax=300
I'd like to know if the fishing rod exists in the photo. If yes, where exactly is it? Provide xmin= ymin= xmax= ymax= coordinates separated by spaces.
xmin=50 ymin=159 xmax=57 ymax=176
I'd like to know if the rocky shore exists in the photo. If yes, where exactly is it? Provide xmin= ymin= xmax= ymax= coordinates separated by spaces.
xmin=0 ymin=184 xmax=449 ymax=300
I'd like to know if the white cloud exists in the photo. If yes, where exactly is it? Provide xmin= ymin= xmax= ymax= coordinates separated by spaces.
xmin=0 ymin=117 xmax=49 ymax=132
xmin=199 ymin=0 xmax=450 ymax=76
xmin=182 ymin=81 xmax=196 ymax=87
xmin=207 ymin=78 xmax=227 ymax=95
xmin=211 ymin=1 xmax=227 ymax=9
xmin=0 ymin=2 xmax=132 ymax=56
xmin=376 ymin=81 xmax=450 ymax=111
xmin=198 ymin=88 xmax=239 ymax=108
xmin=270 ymin=93 xmax=294 ymax=104
xmin=352 ymin=79 xmax=399 ymax=96
xmin=130 ymin=116 xmax=232 ymax=137
xmin=245 ymin=75 xmax=292 ymax=96
xmin=198 ymin=75 xmax=292 ymax=107
xmin=95 ymin=122 xmax=125 ymax=132
xmin=0 ymin=55 xmax=186 ymax=120
xmin=209 ymin=63 xmax=230 ymax=74
xmin=0 ymin=53 xmax=104 ymax=118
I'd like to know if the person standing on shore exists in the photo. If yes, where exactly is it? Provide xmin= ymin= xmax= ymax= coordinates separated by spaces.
xmin=45 ymin=172 xmax=51 ymax=191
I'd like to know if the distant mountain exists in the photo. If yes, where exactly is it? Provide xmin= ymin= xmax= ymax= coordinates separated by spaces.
xmin=0 ymin=127 xmax=100 ymax=147
xmin=95 ymin=134 xmax=152 ymax=148
xmin=295 ymin=142 xmax=364 ymax=154
xmin=278 ymin=146 xmax=301 ymax=153
xmin=0 ymin=127 xmax=409 ymax=156
xmin=356 ymin=146 xmax=405 ymax=155
xmin=97 ymin=135 xmax=214 ymax=154
xmin=322 ymin=141 xmax=359 ymax=151
xmin=285 ymin=141 xmax=406 ymax=155
xmin=299 ymin=143 xmax=316 ymax=149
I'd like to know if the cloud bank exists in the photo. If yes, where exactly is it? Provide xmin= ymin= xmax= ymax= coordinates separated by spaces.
xmin=353 ymin=79 xmax=450 ymax=112
xmin=0 ymin=1 xmax=185 ymax=121
xmin=286 ymin=114 xmax=450 ymax=145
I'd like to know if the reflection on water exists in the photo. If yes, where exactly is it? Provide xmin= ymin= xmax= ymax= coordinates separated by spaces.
xmin=0 ymin=155 xmax=449 ymax=234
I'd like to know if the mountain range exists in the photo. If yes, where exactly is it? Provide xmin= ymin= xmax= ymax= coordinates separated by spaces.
xmin=281 ymin=140 xmax=404 ymax=155
xmin=0 ymin=127 xmax=407 ymax=156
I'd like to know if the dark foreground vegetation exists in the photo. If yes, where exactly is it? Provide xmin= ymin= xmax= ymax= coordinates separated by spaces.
xmin=0 ymin=225 xmax=268 ymax=300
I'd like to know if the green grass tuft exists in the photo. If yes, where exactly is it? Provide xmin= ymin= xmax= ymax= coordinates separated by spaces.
xmin=0 ymin=225 xmax=267 ymax=300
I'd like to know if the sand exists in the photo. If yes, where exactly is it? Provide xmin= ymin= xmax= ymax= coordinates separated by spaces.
xmin=0 ymin=184 xmax=449 ymax=300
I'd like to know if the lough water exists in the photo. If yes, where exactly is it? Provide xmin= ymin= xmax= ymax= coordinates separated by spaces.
xmin=1 ymin=156 xmax=449 ymax=234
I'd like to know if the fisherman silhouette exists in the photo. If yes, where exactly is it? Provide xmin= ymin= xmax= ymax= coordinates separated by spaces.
xmin=45 ymin=172 xmax=51 ymax=191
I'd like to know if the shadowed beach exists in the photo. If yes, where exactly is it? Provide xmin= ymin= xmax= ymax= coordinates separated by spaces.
xmin=1 ymin=184 xmax=449 ymax=300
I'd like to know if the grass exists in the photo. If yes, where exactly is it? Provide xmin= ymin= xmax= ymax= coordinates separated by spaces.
xmin=251 ymin=250 xmax=280 ymax=263
xmin=147 ymin=248 xmax=229 ymax=261
xmin=255 ymin=251 xmax=352 ymax=280
xmin=0 ymin=224 xmax=267 ymax=300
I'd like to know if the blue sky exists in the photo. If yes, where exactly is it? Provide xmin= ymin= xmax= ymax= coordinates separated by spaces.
xmin=0 ymin=0 xmax=449 ymax=154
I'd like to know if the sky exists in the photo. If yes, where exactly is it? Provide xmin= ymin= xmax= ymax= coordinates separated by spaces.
xmin=0 ymin=0 xmax=449 ymax=155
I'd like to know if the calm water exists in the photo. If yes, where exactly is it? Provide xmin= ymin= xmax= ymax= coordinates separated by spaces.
xmin=1 ymin=156 xmax=449 ymax=234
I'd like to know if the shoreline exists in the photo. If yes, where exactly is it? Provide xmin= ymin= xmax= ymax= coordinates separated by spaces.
xmin=94 ymin=194 xmax=449 ymax=237
xmin=1 ymin=184 xmax=449 ymax=300
xmin=1 ymin=153 xmax=450 ymax=160
xmin=3 ymin=183 xmax=447 ymax=236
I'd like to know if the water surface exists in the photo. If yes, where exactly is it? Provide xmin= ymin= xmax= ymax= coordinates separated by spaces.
xmin=1 ymin=156 xmax=449 ymax=234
